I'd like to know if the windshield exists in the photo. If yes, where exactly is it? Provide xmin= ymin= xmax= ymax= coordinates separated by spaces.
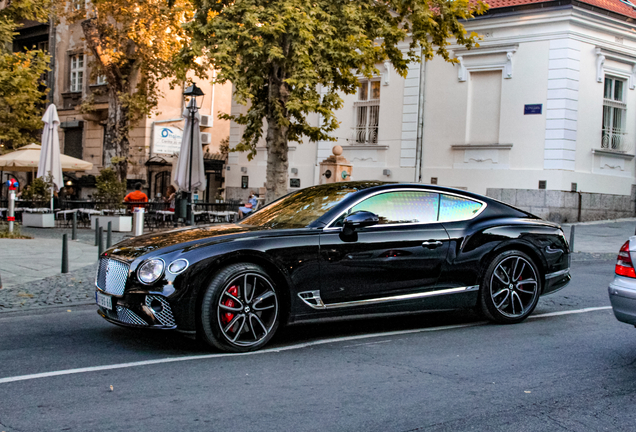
xmin=239 ymin=182 xmax=386 ymax=229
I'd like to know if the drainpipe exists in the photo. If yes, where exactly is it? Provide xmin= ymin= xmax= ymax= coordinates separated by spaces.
xmin=577 ymin=191 xmax=582 ymax=222
xmin=414 ymin=47 xmax=426 ymax=183
xmin=47 ymin=16 xmax=56 ymax=106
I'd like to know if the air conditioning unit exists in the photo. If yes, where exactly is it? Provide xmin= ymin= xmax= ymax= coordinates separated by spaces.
xmin=200 ymin=115 xmax=212 ymax=128
xmin=201 ymin=132 xmax=212 ymax=144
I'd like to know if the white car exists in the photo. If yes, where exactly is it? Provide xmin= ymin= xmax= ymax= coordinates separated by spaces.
xmin=609 ymin=237 xmax=636 ymax=326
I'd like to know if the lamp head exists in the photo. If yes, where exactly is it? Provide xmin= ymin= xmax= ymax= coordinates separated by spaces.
xmin=184 ymin=83 xmax=205 ymax=110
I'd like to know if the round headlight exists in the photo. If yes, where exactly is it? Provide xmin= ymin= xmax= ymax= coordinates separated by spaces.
xmin=138 ymin=259 xmax=165 ymax=284
xmin=168 ymin=259 xmax=189 ymax=274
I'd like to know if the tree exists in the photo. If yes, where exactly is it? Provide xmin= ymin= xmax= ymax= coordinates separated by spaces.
xmin=57 ymin=0 xmax=202 ymax=182
xmin=0 ymin=0 xmax=51 ymax=149
xmin=186 ymin=0 xmax=487 ymax=202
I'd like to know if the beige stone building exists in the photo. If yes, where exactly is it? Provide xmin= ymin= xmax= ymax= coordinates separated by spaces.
xmin=15 ymin=14 xmax=232 ymax=201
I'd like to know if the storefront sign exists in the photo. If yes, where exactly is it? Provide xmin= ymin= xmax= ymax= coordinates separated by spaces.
xmin=153 ymin=125 xmax=183 ymax=155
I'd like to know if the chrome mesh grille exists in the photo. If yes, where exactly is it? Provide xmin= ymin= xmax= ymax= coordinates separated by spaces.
xmin=116 ymin=306 xmax=147 ymax=326
xmin=97 ymin=258 xmax=130 ymax=296
xmin=145 ymin=295 xmax=176 ymax=327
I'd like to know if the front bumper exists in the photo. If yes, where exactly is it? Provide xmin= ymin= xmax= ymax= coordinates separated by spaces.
xmin=96 ymin=291 xmax=177 ymax=330
xmin=609 ymin=276 xmax=636 ymax=326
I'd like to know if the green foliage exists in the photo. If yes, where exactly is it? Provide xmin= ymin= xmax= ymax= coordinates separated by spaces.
xmin=186 ymin=0 xmax=487 ymax=159
xmin=94 ymin=168 xmax=127 ymax=210
xmin=219 ymin=135 xmax=230 ymax=161
xmin=0 ymin=0 xmax=51 ymax=148
xmin=21 ymin=175 xmax=53 ymax=207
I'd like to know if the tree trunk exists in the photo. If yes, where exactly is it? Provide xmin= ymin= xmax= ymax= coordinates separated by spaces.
xmin=81 ymin=18 xmax=130 ymax=184
xmin=104 ymin=87 xmax=129 ymax=183
xmin=264 ymin=61 xmax=290 ymax=203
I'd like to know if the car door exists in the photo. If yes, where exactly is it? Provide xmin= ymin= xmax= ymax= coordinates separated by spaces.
xmin=318 ymin=190 xmax=450 ymax=304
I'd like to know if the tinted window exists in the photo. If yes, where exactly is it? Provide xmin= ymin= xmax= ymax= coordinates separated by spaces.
xmin=438 ymin=194 xmax=482 ymax=222
xmin=342 ymin=191 xmax=440 ymax=225
xmin=240 ymin=182 xmax=385 ymax=229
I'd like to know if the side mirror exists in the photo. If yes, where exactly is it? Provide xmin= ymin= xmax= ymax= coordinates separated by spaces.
xmin=343 ymin=211 xmax=379 ymax=230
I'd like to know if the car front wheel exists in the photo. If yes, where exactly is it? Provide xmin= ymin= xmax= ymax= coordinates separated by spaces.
xmin=479 ymin=250 xmax=541 ymax=324
xmin=200 ymin=263 xmax=280 ymax=352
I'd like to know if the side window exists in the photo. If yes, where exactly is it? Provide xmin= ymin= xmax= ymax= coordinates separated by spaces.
xmin=348 ymin=191 xmax=440 ymax=225
xmin=438 ymin=194 xmax=482 ymax=222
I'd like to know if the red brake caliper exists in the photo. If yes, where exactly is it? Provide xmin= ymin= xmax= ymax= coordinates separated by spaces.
xmin=221 ymin=286 xmax=239 ymax=325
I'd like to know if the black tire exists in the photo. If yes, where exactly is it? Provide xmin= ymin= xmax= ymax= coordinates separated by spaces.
xmin=200 ymin=263 xmax=280 ymax=352
xmin=479 ymin=250 xmax=541 ymax=324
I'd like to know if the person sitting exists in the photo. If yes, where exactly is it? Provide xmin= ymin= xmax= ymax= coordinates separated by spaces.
xmin=238 ymin=192 xmax=258 ymax=219
xmin=124 ymin=183 xmax=148 ymax=210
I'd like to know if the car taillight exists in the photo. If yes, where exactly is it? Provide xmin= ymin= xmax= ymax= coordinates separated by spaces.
xmin=616 ymin=241 xmax=636 ymax=278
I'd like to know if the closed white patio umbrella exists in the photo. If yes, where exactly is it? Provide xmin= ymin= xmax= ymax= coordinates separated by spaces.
xmin=38 ymin=104 xmax=64 ymax=210
xmin=173 ymin=98 xmax=206 ymax=193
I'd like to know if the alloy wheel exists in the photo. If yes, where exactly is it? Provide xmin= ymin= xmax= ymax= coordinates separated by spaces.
xmin=216 ymin=273 xmax=278 ymax=347
xmin=489 ymin=256 xmax=539 ymax=318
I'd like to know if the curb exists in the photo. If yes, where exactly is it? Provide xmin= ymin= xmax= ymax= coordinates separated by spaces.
xmin=561 ymin=217 xmax=636 ymax=227
xmin=0 ymin=301 xmax=95 ymax=316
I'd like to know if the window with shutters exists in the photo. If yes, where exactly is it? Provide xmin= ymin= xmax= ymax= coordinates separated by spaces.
xmin=354 ymin=80 xmax=380 ymax=144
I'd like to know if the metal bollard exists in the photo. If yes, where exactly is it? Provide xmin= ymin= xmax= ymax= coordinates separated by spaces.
xmin=0 ymin=269 xmax=3 ymax=289
xmin=107 ymin=221 xmax=112 ymax=248
xmin=72 ymin=211 xmax=77 ymax=241
xmin=62 ymin=234 xmax=69 ymax=274
xmin=569 ymin=225 xmax=576 ymax=252
xmin=94 ymin=217 xmax=100 ymax=246
xmin=7 ymin=189 xmax=15 ymax=233
xmin=98 ymin=227 xmax=104 ymax=257
xmin=133 ymin=207 xmax=144 ymax=236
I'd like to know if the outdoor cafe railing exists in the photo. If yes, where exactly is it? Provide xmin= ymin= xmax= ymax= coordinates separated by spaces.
xmin=1 ymin=198 xmax=242 ymax=224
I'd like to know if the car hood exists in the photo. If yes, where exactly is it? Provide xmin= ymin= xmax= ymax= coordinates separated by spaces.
xmin=107 ymin=224 xmax=273 ymax=261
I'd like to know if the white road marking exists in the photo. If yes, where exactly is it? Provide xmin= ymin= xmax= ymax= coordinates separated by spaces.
xmin=0 ymin=305 xmax=613 ymax=385
xmin=530 ymin=306 xmax=612 ymax=319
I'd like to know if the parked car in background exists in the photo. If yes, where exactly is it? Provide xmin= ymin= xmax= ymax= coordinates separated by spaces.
xmin=94 ymin=182 xmax=571 ymax=352
xmin=609 ymin=237 xmax=636 ymax=326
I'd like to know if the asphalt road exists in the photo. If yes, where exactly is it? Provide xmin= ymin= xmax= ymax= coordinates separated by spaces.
xmin=1 ymin=259 xmax=635 ymax=432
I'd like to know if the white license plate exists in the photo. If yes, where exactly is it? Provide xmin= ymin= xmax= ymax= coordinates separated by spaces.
xmin=96 ymin=291 xmax=112 ymax=310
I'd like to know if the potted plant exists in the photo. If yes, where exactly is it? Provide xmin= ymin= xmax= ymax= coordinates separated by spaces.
xmin=91 ymin=168 xmax=131 ymax=232
xmin=21 ymin=176 xmax=55 ymax=228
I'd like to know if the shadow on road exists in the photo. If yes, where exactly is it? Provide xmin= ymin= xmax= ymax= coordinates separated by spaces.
xmin=94 ymin=308 xmax=485 ymax=355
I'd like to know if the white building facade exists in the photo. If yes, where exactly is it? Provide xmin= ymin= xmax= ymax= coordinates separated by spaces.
xmin=226 ymin=0 xmax=636 ymax=221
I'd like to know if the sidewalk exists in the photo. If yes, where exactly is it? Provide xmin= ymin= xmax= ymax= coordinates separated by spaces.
xmin=0 ymin=238 xmax=99 ymax=288
xmin=562 ymin=218 xmax=636 ymax=255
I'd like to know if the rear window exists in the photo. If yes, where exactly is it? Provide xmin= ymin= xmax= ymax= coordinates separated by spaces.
xmin=438 ymin=195 xmax=483 ymax=222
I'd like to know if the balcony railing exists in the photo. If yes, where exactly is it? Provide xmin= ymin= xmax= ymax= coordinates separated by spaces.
xmin=601 ymin=128 xmax=634 ymax=154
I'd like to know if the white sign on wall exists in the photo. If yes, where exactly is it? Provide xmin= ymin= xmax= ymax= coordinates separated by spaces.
xmin=153 ymin=125 xmax=183 ymax=155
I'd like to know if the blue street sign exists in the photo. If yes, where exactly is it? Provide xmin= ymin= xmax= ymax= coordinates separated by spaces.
xmin=524 ymin=104 xmax=542 ymax=115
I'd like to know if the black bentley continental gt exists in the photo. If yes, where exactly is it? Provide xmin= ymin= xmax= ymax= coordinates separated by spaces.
xmin=95 ymin=182 xmax=571 ymax=352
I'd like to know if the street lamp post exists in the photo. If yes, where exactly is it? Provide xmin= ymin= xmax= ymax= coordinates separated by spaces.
xmin=183 ymin=83 xmax=204 ymax=226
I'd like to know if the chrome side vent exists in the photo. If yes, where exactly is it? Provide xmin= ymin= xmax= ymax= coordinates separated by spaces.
xmin=298 ymin=291 xmax=325 ymax=309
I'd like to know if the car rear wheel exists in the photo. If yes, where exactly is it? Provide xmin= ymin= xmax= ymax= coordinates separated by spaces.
xmin=200 ymin=263 xmax=279 ymax=352
xmin=479 ymin=250 xmax=541 ymax=324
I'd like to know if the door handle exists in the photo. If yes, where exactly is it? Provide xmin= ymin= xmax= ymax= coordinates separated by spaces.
xmin=422 ymin=241 xmax=443 ymax=249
